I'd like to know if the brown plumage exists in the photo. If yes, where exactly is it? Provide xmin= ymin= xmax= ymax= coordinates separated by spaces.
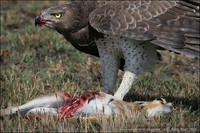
xmin=35 ymin=0 xmax=199 ymax=100
xmin=89 ymin=1 xmax=200 ymax=56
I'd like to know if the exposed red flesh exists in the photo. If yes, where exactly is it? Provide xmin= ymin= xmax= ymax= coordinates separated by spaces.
xmin=58 ymin=93 xmax=99 ymax=120
xmin=35 ymin=16 xmax=54 ymax=26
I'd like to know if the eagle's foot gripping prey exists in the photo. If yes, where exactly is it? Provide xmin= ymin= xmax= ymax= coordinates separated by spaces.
xmin=0 ymin=92 xmax=175 ymax=122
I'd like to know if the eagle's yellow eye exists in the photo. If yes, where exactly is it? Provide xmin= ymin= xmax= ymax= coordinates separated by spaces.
xmin=55 ymin=13 xmax=61 ymax=19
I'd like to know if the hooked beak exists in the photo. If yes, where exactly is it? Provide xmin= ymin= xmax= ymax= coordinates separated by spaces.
xmin=35 ymin=16 xmax=51 ymax=26
xmin=35 ymin=16 xmax=43 ymax=26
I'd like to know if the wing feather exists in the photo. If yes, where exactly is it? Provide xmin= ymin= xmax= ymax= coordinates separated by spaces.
xmin=89 ymin=1 xmax=200 ymax=58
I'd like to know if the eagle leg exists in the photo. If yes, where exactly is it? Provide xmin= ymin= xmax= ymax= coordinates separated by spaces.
xmin=113 ymin=38 xmax=156 ymax=100
xmin=96 ymin=40 xmax=121 ymax=94
xmin=114 ymin=71 xmax=137 ymax=100
xmin=100 ymin=54 xmax=120 ymax=94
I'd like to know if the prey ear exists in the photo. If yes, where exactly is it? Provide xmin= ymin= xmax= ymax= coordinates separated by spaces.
xmin=134 ymin=101 xmax=148 ymax=107
xmin=155 ymin=98 xmax=167 ymax=104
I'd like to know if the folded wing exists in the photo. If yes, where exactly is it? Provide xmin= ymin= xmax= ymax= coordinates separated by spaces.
xmin=89 ymin=1 xmax=200 ymax=57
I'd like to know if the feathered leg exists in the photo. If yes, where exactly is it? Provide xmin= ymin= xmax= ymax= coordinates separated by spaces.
xmin=114 ymin=39 xmax=158 ymax=100
xmin=100 ymin=55 xmax=120 ymax=94
xmin=96 ymin=37 xmax=121 ymax=94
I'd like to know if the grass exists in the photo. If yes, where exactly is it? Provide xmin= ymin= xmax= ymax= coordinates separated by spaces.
xmin=0 ymin=1 xmax=199 ymax=132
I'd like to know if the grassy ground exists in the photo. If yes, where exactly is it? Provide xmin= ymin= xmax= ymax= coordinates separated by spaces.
xmin=0 ymin=1 xmax=199 ymax=132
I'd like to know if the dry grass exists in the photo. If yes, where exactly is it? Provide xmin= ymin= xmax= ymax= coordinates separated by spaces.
xmin=0 ymin=1 xmax=199 ymax=132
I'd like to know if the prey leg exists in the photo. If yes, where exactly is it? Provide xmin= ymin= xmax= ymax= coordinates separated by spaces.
xmin=0 ymin=93 xmax=64 ymax=116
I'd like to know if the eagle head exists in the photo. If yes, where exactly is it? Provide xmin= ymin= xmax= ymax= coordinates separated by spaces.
xmin=35 ymin=2 xmax=89 ymax=33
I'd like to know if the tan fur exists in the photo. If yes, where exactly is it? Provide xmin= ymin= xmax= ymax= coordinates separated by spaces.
xmin=0 ymin=92 xmax=174 ymax=122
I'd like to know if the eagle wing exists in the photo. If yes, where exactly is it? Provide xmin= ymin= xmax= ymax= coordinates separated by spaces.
xmin=89 ymin=1 xmax=200 ymax=57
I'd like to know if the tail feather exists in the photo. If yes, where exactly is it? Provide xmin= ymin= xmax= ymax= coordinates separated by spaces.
xmin=152 ymin=40 xmax=199 ymax=58
xmin=148 ymin=1 xmax=200 ymax=58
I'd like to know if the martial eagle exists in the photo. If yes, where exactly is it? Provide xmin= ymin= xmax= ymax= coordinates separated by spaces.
xmin=35 ymin=1 xmax=200 ymax=100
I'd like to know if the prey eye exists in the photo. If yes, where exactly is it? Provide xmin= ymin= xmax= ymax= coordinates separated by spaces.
xmin=54 ymin=13 xmax=62 ymax=19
